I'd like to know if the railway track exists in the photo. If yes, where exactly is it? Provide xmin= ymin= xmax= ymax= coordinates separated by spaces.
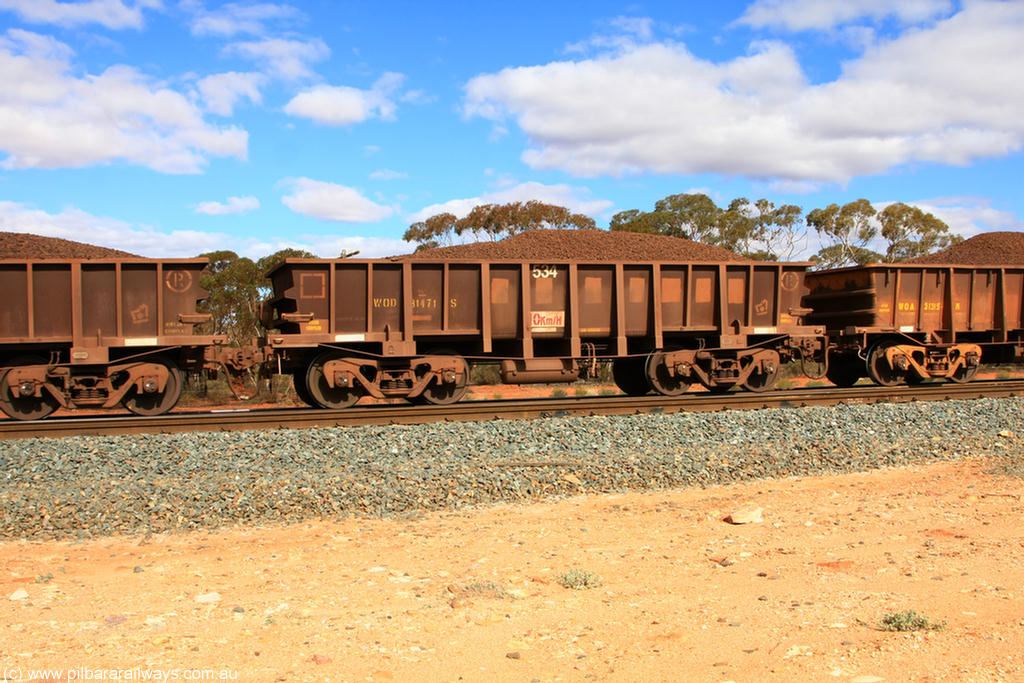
xmin=2 ymin=379 xmax=1023 ymax=441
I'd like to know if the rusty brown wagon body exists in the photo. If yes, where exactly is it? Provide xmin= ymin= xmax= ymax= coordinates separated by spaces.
xmin=263 ymin=258 xmax=825 ymax=408
xmin=0 ymin=258 xmax=228 ymax=420
xmin=805 ymin=263 xmax=1024 ymax=386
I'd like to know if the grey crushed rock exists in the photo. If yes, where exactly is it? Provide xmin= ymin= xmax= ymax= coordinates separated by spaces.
xmin=1 ymin=398 xmax=1021 ymax=540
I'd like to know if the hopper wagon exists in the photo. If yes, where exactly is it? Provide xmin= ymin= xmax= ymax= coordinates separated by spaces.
xmin=261 ymin=258 xmax=826 ymax=408
xmin=805 ymin=263 xmax=1024 ymax=386
xmin=0 ymin=258 xmax=237 ymax=420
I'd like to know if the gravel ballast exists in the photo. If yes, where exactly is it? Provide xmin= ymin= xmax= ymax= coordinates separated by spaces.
xmin=2 ymin=398 xmax=1021 ymax=541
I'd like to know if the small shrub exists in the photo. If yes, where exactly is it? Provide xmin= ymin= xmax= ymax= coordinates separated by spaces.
xmin=451 ymin=581 xmax=508 ymax=600
xmin=574 ymin=386 xmax=589 ymax=396
xmin=558 ymin=568 xmax=601 ymax=589
xmin=470 ymin=364 xmax=502 ymax=385
xmin=550 ymin=387 xmax=568 ymax=398
xmin=879 ymin=610 xmax=946 ymax=632
xmin=780 ymin=360 xmax=805 ymax=378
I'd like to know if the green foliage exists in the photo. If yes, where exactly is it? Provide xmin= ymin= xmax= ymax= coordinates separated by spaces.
xmin=550 ymin=387 xmax=568 ymax=398
xmin=558 ymin=568 xmax=601 ymax=589
xmin=470 ymin=364 xmax=502 ymax=385
xmin=811 ymin=244 xmax=884 ymax=269
xmin=879 ymin=202 xmax=961 ymax=261
xmin=808 ymin=199 xmax=882 ymax=268
xmin=879 ymin=610 xmax=946 ymax=632
xmin=198 ymin=248 xmax=315 ymax=346
xmin=611 ymin=193 xmax=720 ymax=242
xmin=451 ymin=581 xmax=508 ymax=600
xmin=404 ymin=201 xmax=595 ymax=249
xmin=810 ymin=199 xmax=960 ymax=267
xmin=404 ymin=212 xmax=458 ymax=251
xmin=611 ymin=193 xmax=805 ymax=260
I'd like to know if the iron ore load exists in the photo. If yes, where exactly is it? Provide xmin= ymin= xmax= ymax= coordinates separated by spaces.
xmin=0 ymin=256 xmax=254 ymax=420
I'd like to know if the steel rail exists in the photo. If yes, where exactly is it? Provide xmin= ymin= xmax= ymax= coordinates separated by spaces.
xmin=2 ymin=380 xmax=1023 ymax=441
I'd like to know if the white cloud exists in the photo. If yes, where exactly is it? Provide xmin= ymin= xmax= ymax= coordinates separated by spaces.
xmin=194 ymin=195 xmax=260 ymax=215
xmin=399 ymin=89 xmax=435 ymax=105
xmin=905 ymin=197 xmax=1024 ymax=240
xmin=0 ymin=29 xmax=247 ymax=173
xmin=736 ymin=0 xmax=953 ymax=32
xmin=249 ymin=235 xmax=411 ymax=259
xmin=0 ymin=0 xmax=161 ymax=30
xmin=224 ymin=37 xmax=328 ymax=80
xmin=187 ymin=1 xmax=299 ymax=37
xmin=610 ymin=16 xmax=654 ymax=41
xmin=195 ymin=71 xmax=265 ymax=115
xmin=566 ymin=15 xmax=656 ymax=54
xmin=0 ymin=201 xmax=228 ymax=257
xmin=280 ymin=178 xmax=394 ymax=222
xmin=408 ymin=181 xmax=613 ymax=223
xmin=464 ymin=2 xmax=1024 ymax=184
xmin=763 ymin=179 xmax=822 ymax=195
xmin=0 ymin=201 xmax=411 ymax=259
xmin=369 ymin=169 xmax=408 ymax=180
xmin=284 ymin=72 xmax=404 ymax=125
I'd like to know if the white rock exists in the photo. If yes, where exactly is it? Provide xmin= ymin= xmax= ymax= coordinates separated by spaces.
xmin=726 ymin=506 xmax=763 ymax=524
xmin=194 ymin=592 xmax=222 ymax=604
xmin=9 ymin=588 xmax=29 ymax=601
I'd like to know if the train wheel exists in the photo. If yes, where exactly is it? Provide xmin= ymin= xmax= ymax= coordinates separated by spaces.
xmin=419 ymin=354 xmax=470 ymax=405
xmin=291 ymin=370 xmax=319 ymax=407
xmin=123 ymin=358 xmax=182 ymax=416
xmin=306 ymin=352 xmax=361 ymax=409
xmin=824 ymin=356 xmax=862 ymax=387
xmin=612 ymin=358 xmax=650 ymax=396
xmin=0 ymin=356 xmax=60 ymax=421
xmin=865 ymin=344 xmax=904 ymax=387
xmin=741 ymin=358 xmax=780 ymax=392
xmin=645 ymin=351 xmax=690 ymax=396
xmin=949 ymin=362 xmax=979 ymax=384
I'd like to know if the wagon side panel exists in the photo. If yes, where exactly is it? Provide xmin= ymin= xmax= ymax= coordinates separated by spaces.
xmin=448 ymin=264 xmax=481 ymax=333
xmin=489 ymin=265 xmax=521 ymax=339
xmin=623 ymin=266 xmax=651 ymax=336
xmin=577 ymin=265 xmax=614 ymax=338
xmin=1003 ymin=269 xmax=1024 ymax=331
xmin=81 ymin=264 xmax=118 ymax=342
xmin=0 ymin=263 xmax=31 ymax=341
xmin=687 ymin=266 xmax=723 ymax=330
xmin=333 ymin=262 xmax=368 ymax=336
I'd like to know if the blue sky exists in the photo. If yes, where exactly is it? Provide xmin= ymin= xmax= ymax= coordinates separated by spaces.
xmin=1 ymin=0 xmax=1023 ymax=259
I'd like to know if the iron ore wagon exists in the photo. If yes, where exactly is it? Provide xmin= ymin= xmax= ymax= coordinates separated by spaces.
xmin=0 ymin=258 xmax=233 ymax=420
xmin=261 ymin=258 xmax=826 ymax=408
xmin=806 ymin=263 xmax=1024 ymax=386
